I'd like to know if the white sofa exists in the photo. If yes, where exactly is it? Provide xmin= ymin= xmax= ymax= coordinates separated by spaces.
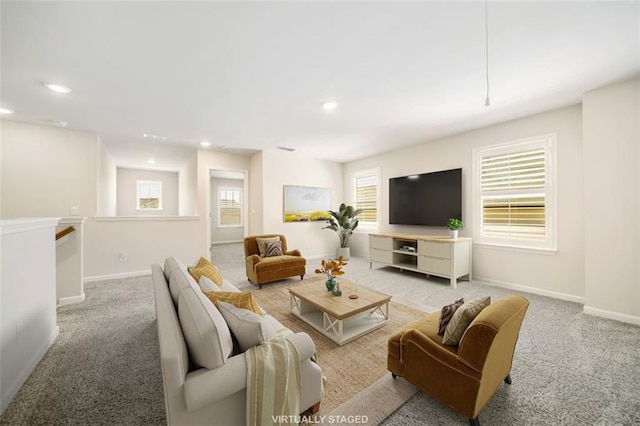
xmin=151 ymin=257 xmax=323 ymax=425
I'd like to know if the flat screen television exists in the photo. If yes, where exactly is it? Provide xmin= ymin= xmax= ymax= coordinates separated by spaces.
xmin=389 ymin=168 xmax=462 ymax=226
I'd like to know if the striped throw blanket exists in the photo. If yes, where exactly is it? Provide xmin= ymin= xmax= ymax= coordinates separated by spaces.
xmin=246 ymin=330 xmax=300 ymax=426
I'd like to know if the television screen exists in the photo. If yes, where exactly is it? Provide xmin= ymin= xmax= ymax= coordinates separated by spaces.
xmin=389 ymin=168 xmax=462 ymax=226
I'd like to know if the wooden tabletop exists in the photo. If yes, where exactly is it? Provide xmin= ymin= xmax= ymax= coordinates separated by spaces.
xmin=289 ymin=277 xmax=391 ymax=320
xmin=369 ymin=232 xmax=472 ymax=242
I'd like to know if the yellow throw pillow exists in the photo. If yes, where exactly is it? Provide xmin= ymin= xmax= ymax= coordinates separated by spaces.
xmin=203 ymin=291 xmax=264 ymax=316
xmin=189 ymin=257 xmax=223 ymax=286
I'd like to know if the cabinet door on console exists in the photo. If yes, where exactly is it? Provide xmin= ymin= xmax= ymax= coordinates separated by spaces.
xmin=370 ymin=236 xmax=393 ymax=265
xmin=418 ymin=256 xmax=451 ymax=276
xmin=418 ymin=240 xmax=451 ymax=259
xmin=371 ymin=249 xmax=393 ymax=264
xmin=370 ymin=236 xmax=393 ymax=250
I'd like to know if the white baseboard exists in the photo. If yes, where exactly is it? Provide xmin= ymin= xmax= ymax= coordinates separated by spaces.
xmin=583 ymin=306 xmax=640 ymax=326
xmin=305 ymin=253 xmax=336 ymax=262
xmin=84 ymin=270 xmax=150 ymax=283
xmin=211 ymin=240 xmax=243 ymax=245
xmin=57 ymin=293 xmax=86 ymax=307
xmin=1 ymin=326 xmax=58 ymax=414
xmin=474 ymin=275 xmax=586 ymax=304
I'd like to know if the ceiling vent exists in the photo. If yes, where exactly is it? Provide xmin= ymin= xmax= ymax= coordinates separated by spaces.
xmin=276 ymin=146 xmax=295 ymax=152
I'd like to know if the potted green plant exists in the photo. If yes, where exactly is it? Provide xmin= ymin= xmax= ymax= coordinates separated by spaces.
xmin=322 ymin=203 xmax=363 ymax=260
xmin=447 ymin=218 xmax=463 ymax=239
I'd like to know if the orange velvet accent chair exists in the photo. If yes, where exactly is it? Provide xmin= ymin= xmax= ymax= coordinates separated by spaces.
xmin=243 ymin=234 xmax=306 ymax=288
xmin=388 ymin=295 xmax=529 ymax=425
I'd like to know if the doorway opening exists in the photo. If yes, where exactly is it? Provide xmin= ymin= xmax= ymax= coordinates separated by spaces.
xmin=209 ymin=169 xmax=248 ymax=260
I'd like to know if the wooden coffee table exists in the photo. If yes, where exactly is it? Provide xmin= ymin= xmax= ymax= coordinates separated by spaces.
xmin=289 ymin=277 xmax=391 ymax=345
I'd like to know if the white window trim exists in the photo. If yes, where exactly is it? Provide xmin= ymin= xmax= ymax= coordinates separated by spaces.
xmin=472 ymin=134 xmax=557 ymax=252
xmin=136 ymin=180 xmax=163 ymax=211
xmin=351 ymin=167 xmax=381 ymax=233
xmin=217 ymin=187 xmax=243 ymax=228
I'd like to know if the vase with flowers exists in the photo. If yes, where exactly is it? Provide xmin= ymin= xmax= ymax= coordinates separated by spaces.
xmin=315 ymin=256 xmax=347 ymax=295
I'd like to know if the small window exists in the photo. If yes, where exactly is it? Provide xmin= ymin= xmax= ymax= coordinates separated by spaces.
xmin=137 ymin=180 xmax=162 ymax=210
xmin=352 ymin=168 xmax=380 ymax=231
xmin=218 ymin=188 xmax=242 ymax=227
xmin=473 ymin=134 xmax=556 ymax=251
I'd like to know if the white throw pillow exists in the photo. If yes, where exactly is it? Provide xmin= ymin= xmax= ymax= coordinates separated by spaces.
xmin=217 ymin=301 xmax=276 ymax=351
xmin=199 ymin=276 xmax=219 ymax=293
xmin=178 ymin=286 xmax=234 ymax=369
xmin=220 ymin=279 xmax=241 ymax=293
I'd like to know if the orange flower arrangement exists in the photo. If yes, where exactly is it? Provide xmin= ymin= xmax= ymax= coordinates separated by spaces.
xmin=315 ymin=256 xmax=347 ymax=281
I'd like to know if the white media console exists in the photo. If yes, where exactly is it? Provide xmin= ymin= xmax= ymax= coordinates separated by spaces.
xmin=369 ymin=233 xmax=472 ymax=288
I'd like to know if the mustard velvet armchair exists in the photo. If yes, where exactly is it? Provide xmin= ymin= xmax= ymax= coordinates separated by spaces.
xmin=244 ymin=234 xmax=306 ymax=288
xmin=387 ymin=295 xmax=529 ymax=426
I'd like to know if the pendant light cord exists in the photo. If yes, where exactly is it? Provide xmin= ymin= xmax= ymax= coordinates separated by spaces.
xmin=485 ymin=0 xmax=490 ymax=106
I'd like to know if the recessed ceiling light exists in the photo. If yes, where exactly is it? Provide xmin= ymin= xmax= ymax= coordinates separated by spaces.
xmin=43 ymin=82 xmax=71 ymax=93
xmin=147 ymin=158 xmax=155 ymax=164
xmin=53 ymin=120 xmax=69 ymax=127
xmin=321 ymin=101 xmax=338 ymax=111
xmin=200 ymin=141 xmax=211 ymax=147
xmin=0 ymin=108 xmax=14 ymax=114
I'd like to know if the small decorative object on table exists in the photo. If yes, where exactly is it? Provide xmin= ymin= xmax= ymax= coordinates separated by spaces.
xmin=447 ymin=217 xmax=464 ymax=239
xmin=332 ymin=283 xmax=342 ymax=297
xmin=325 ymin=279 xmax=337 ymax=292
xmin=315 ymin=256 xmax=347 ymax=295
xmin=349 ymin=282 xmax=359 ymax=299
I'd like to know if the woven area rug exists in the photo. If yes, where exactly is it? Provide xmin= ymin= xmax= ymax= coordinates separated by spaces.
xmin=250 ymin=279 xmax=423 ymax=418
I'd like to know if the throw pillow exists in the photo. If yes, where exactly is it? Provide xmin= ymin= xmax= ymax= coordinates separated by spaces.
xmin=203 ymin=291 xmax=264 ymax=316
xmin=217 ymin=301 xmax=276 ymax=351
xmin=442 ymin=296 xmax=491 ymax=346
xmin=199 ymin=276 xmax=219 ymax=293
xmin=220 ymin=279 xmax=241 ymax=293
xmin=265 ymin=240 xmax=284 ymax=257
xmin=256 ymin=236 xmax=280 ymax=257
xmin=189 ymin=257 xmax=223 ymax=286
xmin=437 ymin=298 xmax=464 ymax=335
xmin=177 ymin=286 xmax=233 ymax=369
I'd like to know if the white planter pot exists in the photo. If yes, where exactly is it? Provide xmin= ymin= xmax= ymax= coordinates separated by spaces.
xmin=336 ymin=247 xmax=350 ymax=260
xmin=449 ymin=230 xmax=459 ymax=239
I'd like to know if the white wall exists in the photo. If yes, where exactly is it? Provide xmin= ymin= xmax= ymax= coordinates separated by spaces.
xmin=96 ymin=138 xmax=116 ymax=216
xmin=1 ymin=121 xmax=99 ymax=219
xmin=583 ymin=78 xmax=640 ymax=322
xmin=1 ymin=218 xmax=59 ymax=414
xmin=260 ymin=150 xmax=343 ymax=259
xmin=179 ymin=152 xmax=198 ymax=216
xmin=116 ymin=167 xmax=179 ymax=216
xmin=87 ymin=217 xmax=202 ymax=279
xmin=210 ymin=177 xmax=244 ymax=244
xmin=0 ymin=121 xmax=203 ymax=279
xmin=56 ymin=217 xmax=86 ymax=305
xmin=345 ymin=105 xmax=585 ymax=302
xmin=249 ymin=152 xmax=264 ymax=235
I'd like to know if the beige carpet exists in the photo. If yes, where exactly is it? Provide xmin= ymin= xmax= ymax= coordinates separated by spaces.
xmin=251 ymin=280 xmax=423 ymax=418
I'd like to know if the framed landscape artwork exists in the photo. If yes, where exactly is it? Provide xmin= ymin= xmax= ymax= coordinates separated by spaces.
xmin=283 ymin=185 xmax=331 ymax=222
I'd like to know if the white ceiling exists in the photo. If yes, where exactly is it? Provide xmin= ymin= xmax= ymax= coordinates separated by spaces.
xmin=1 ymin=1 xmax=639 ymax=171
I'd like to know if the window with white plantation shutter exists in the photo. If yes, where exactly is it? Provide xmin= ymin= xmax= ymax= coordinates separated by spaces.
xmin=218 ymin=188 xmax=242 ymax=227
xmin=352 ymin=168 xmax=380 ymax=231
xmin=137 ymin=181 xmax=163 ymax=210
xmin=474 ymin=135 xmax=557 ymax=250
